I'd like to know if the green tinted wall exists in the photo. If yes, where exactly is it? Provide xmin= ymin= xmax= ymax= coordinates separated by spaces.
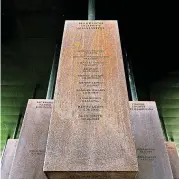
xmin=151 ymin=72 xmax=179 ymax=152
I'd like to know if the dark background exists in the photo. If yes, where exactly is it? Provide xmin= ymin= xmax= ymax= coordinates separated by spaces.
xmin=2 ymin=0 xmax=178 ymax=99
xmin=1 ymin=0 xmax=179 ymax=152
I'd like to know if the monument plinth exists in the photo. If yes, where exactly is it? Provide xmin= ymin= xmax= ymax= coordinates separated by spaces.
xmin=130 ymin=101 xmax=173 ymax=179
xmin=165 ymin=142 xmax=179 ymax=179
xmin=43 ymin=21 xmax=138 ymax=179
xmin=1 ymin=139 xmax=18 ymax=179
xmin=9 ymin=99 xmax=53 ymax=179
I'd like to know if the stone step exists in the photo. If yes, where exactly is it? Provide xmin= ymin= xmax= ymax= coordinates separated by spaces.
xmin=1 ymin=80 xmax=35 ymax=85
xmin=1 ymin=97 xmax=28 ymax=107
xmin=151 ymin=79 xmax=179 ymax=88
xmin=1 ymin=91 xmax=34 ymax=98
xmin=1 ymin=120 xmax=17 ymax=126
xmin=158 ymin=108 xmax=179 ymax=117
xmin=1 ymin=126 xmax=17 ymax=140
xmin=1 ymin=106 xmax=25 ymax=115
xmin=163 ymin=117 xmax=179 ymax=125
xmin=1 ymin=60 xmax=52 ymax=75
xmin=171 ymin=139 xmax=179 ymax=144
xmin=1 ymin=114 xmax=20 ymax=120
xmin=165 ymin=124 xmax=179 ymax=132
xmin=1 ymin=85 xmax=34 ymax=93
xmin=152 ymin=83 xmax=179 ymax=89
xmin=167 ymin=132 xmax=179 ymax=142
xmin=156 ymin=99 xmax=179 ymax=108
xmin=167 ymin=132 xmax=179 ymax=137
xmin=151 ymin=88 xmax=179 ymax=99
xmin=0 ymin=141 xmax=7 ymax=151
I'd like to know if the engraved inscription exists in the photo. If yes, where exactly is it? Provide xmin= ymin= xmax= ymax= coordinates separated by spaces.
xmin=77 ymin=22 xmax=104 ymax=29
xmin=29 ymin=150 xmax=45 ymax=155
xmin=74 ymin=49 xmax=107 ymax=120
xmin=137 ymin=148 xmax=156 ymax=161
xmin=130 ymin=102 xmax=174 ymax=179
xmin=36 ymin=101 xmax=52 ymax=108
xmin=130 ymin=103 xmax=153 ymax=110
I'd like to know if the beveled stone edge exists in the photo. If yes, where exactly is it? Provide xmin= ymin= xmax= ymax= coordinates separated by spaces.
xmin=44 ymin=171 xmax=138 ymax=179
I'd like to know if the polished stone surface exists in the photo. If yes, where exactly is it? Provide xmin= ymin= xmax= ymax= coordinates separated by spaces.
xmin=1 ymin=139 xmax=18 ymax=179
xmin=130 ymin=101 xmax=173 ymax=179
xmin=44 ymin=21 xmax=138 ymax=179
xmin=166 ymin=142 xmax=179 ymax=179
xmin=9 ymin=99 xmax=53 ymax=179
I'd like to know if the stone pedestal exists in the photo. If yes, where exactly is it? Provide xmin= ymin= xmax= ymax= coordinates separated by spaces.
xmin=1 ymin=139 xmax=18 ymax=179
xmin=9 ymin=99 xmax=53 ymax=179
xmin=130 ymin=101 xmax=173 ymax=179
xmin=165 ymin=142 xmax=179 ymax=179
xmin=43 ymin=21 xmax=138 ymax=179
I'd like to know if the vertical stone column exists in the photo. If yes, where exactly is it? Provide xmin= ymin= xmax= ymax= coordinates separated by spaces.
xmin=43 ymin=21 xmax=138 ymax=179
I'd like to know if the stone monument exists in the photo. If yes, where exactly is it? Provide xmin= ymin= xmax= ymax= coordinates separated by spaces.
xmin=130 ymin=101 xmax=174 ymax=179
xmin=165 ymin=142 xmax=179 ymax=179
xmin=1 ymin=139 xmax=18 ymax=179
xmin=9 ymin=99 xmax=52 ymax=179
xmin=43 ymin=21 xmax=138 ymax=179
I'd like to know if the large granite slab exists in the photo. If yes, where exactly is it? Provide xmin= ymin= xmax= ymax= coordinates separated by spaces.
xmin=9 ymin=99 xmax=53 ymax=179
xmin=1 ymin=139 xmax=18 ymax=179
xmin=130 ymin=101 xmax=173 ymax=179
xmin=165 ymin=142 xmax=179 ymax=179
xmin=43 ymin=21 xmax=138 ymax=179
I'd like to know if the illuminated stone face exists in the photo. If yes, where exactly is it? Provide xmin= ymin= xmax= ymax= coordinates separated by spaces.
xmin=1 ymin=139 xmax=18 ymax=179
xmin=9 ymin=99 xmax=53 ymax=179
xmin=43 ymin=20 xmax=138 ymax=179
xmin=130 ymin=101 xmax=173 ymax=179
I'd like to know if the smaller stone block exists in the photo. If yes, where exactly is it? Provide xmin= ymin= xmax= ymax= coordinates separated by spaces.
xmin=9 ymin=99 xmax=53 ymax=179
xmin=130 ymin=101 xmax=173 ymax=179
xmin=165 ymin=142 xmax=179 ymax=179
xmin=1 ymin=139 xmax=18 ymax=179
